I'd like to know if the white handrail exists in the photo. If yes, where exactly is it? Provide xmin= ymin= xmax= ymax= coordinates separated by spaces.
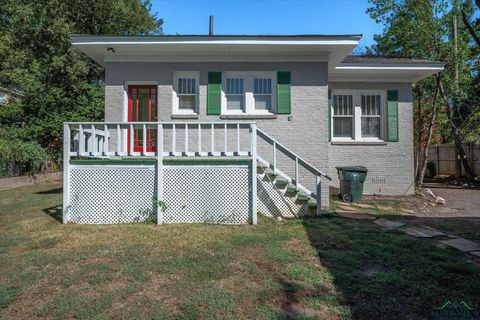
xmin=64 ymin=121 xmax=327 ymax=217
xmin=65 ymin=121 xmax=256 ymax=125
xmin=256 ymin=128 xmax=330 ymax=214
xmin=256 ymin=128 xmax=331 ymax=180
xmin=66 ymin=121 xmax=254 ymax=159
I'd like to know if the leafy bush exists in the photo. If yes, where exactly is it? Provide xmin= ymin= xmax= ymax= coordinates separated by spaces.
xmin=0 ymin=137 xmax=46 ymax=177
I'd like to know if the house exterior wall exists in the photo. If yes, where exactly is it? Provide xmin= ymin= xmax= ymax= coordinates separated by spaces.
xmin=104 ymin=62 xmax=330 ymax=206
xmin=328 ymin=82 xmax=415 ymax=196
xmin=104 ymin=63 xmax=415 ymax=205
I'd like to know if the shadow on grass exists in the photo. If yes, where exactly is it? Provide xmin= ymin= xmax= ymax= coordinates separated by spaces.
xmin=300 ymin=216 xmax=480 ymax=320
xmin=43 ymin=204 xmax=63 ymax=223
xmin=36 ymin=187 xmax=63 ymax=194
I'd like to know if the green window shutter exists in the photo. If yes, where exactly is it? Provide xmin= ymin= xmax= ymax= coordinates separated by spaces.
xmin=277 ymin=71 xmax=291 ymax=114
xmin=328 ymin=90 xmax=332 ymax=142
xmin=207 ymin=72 xmax=222 ymax=115
xmin=387 ymin=90 xmax=399 ymax=142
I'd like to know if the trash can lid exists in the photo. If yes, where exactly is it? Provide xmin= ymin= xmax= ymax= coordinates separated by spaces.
xmin=335 ymin=166 xmax=368 ymax=172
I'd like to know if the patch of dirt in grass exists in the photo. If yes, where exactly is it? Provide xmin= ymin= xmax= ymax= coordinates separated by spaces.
xmin=102 ymin=279 xmax=128 ymax=292
xmin=1 ymin=282 xmax=64 ymax=319
xmin=4 ymin=261 xmax=140 ymax=318
xmin=237 ymin=244 xmax=281 ymax=273
xmin=1 ymin=262 xmax=86 ymax=318
xmin=267 ymin=278 xmax=340 ymax=320
xmin=229 ymin=241 xmax=339 ymax=317
xmin=282 ymin=238 xmax=308 ymax=252
xmin=285 ymin=303 xmax=340 ymax=320
xmin=362 ymin=264 xmax=387 ymax=278
xmin=83 ymin=256 xmax=115 ymax=266
xmin=108 ymin=273 xmax=182 ymax=317
xmin=218 ymin=273 xmax=263 ymax=294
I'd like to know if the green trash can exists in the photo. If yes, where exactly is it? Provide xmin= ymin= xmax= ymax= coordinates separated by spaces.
xmin=336 ymin=166 xmax=368 ymax=202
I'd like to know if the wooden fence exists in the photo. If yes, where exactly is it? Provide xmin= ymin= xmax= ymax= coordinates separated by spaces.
xmin=423 ymin=143 xmax=479 ymax=176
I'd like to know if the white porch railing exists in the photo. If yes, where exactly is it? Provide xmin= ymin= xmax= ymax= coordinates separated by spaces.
xmin=65 ymin=122 xmax=255 ymax=158
xmin=63 ymin=121 xmax=331 ymax=221
xmin=256 ymin=128 xmax=331 ymax=215
xmin=62 ymin=121 xmax=258 ymax=224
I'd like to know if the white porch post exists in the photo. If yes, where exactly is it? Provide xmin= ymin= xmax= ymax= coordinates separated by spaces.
xmin=157 ymin=123 xmax=164 ymax=225
xmin=62 ymin=123 xmax=71 ymax=224
xmin=250 ymin=123 xmax=257 ymax=225
xmin=316 ymin=175 xmax=322 ymax=216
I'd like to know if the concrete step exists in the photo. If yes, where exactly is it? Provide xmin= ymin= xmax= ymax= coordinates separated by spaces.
xmin=275 ymin=178 xmax=289 ymax=188
xmin=264 ymin=169 xmax=278 ymax=178
xmin=296 ymin=193 xmax=309 ymax=202
xmin=307 ymin=200 xmax=318 ymax=209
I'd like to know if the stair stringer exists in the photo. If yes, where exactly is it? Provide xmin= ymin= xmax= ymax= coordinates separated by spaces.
xmin=256 ymin=170 xmax=311 ymax=218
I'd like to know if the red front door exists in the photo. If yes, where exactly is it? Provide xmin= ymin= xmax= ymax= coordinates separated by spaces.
xmin=128 ymin=85 xmax=157 ymax=152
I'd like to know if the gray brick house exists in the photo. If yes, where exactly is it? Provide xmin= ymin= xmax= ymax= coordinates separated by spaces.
xmin=64 ymin=34 xmax=444 ymax=225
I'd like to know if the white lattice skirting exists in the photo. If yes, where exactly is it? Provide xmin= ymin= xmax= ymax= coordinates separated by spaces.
xmin=67 ymin=162 xmax=313 ymax=224
xmin=68 ymin=163 xmax=252 ymax=224
xmin=163 ymin=165 xmax=251 ymax=224
xmin=69 ymin=165 xmax=157 ymax=224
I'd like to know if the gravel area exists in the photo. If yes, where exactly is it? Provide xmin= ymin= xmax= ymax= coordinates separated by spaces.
xmin=419 ymin=185 xmax=480 ymax=217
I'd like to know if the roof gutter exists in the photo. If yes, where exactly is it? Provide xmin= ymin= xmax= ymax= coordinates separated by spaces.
xmin=335 ymin=63 xmax=446 ymax=71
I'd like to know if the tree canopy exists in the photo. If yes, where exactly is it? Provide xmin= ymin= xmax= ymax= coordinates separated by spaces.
xmin=0 ymin=0 xmax=162 ymax=176
xmin=367 ymin=0 xmax=479 ymax=182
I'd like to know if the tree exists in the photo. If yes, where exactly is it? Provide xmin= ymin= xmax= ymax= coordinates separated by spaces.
xmin=460 ymin=0 xmax=480 ymax=144
xmin=0 ymin=0 xmax=163 ymax=174
xmin=462 ymin=0 xmax=480 ymax=46
xmin=367 ymin=0 xmax=478 ymax=183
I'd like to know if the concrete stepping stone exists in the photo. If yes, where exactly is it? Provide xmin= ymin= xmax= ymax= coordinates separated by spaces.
xmin=439 ymin=238 xmax=480 ymax=252
xmin=400 ymin=208 xmax=415 ymax=215
xmin=337 ymin=205 xmax=359 ymax=212
xmin=355 ymin=203 xmax=376 ymax=209
xmin=336 ymin=211 xmax=376 ymax=221
xmin=373 ymin=218 xmax=405 ymax=229
xmin=469 ymin=251 xmax=480 ymax=257
xmin=402 ymin=226 xmax=445 ymax=238
xmin=376 ymin=205 xmax=395 ymax=211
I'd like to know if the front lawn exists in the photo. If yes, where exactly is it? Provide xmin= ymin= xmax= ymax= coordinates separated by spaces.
xmin=1 ymin=184 xmax=479 ymax=319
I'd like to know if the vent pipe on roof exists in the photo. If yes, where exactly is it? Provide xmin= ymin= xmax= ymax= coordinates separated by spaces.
xmin=209 ymin=16 xmax=214 ymax=36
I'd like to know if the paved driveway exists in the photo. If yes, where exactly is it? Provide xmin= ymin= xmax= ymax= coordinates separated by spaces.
xmin=426 ymin=186 xmax=480 ymax=217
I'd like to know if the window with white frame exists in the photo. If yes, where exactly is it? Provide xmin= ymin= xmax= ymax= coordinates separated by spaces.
xmin=361 ymin=95 xmax=382 ymax=138
xmin=221 ymin=72 xmax=276 ymax=114
xmin=254 ymin=78 xmax=272 ymax=111
xmin=173 ymin=72 xmax=199 ymax=114
xmin=331 ymin=90 xmax=385 ymax=141
xmin=332 ymin=95 xmax=354 ymax=138
xmin=226 ymin=78 xmax=244 ymax=111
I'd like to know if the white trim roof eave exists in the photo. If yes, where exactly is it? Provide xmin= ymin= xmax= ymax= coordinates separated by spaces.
xmin=330 ymin=63 xmax=446 ymax=83
xmin=70 ymin=34 xmax=446 ymax=82
xmin=335 ymin=64 xmax=446 ymax=71
xmin=70 ymin=34 xmax=362 ymax=66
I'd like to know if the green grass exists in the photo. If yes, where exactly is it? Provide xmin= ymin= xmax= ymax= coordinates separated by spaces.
xmin=434 ymin=222 xmax=480 ymax=241
xmin=330 ymin=195 xmax=412 ymax=218
xmin=1 ymin=184 xmax=479 ymax=319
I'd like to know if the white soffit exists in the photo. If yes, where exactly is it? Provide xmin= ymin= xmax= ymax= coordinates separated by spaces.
xmin=329 ymin=64 xmax=445 ymax=82
xmin=71 ymin=35 xmax=445 ymax=82
xmin=71 ymin=35 xmax=361 ymax=66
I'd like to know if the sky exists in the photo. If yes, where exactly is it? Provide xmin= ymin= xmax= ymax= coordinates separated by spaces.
xmin=150 ymin=0 xmax=384 ymax=49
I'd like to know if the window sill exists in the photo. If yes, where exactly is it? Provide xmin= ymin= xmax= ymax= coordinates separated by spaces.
xmin=171 ymin=114 xmax=199 ymax=120
xmin=331 ymin=140 xmax=387 ymax=146
xmin=220 ymin=114 xmax=277 ymax=120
